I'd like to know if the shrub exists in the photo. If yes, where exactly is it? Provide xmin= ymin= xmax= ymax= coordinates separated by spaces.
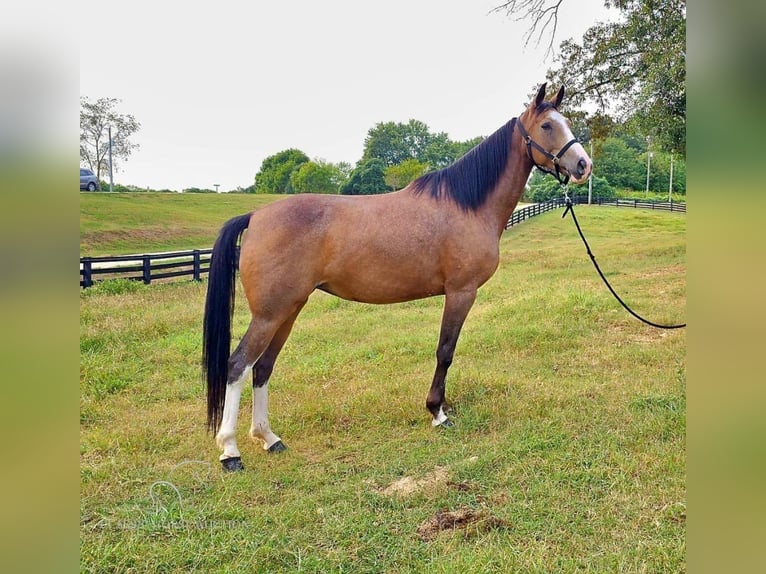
xmin=570 ymin=175 xmax=616 ymax=202
xmin=524 ymin=172 xmax=616 ymax=203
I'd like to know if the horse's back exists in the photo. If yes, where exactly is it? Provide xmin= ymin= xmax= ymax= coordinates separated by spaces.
xmin=238 ymin=191 xmax=497 ymax=306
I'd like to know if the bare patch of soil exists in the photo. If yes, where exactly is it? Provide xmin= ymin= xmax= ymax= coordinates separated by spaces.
xmin=416 ymin=507 xmax=507 ymax=541
xmin=380 ymin=466 xmax=449 ymax=497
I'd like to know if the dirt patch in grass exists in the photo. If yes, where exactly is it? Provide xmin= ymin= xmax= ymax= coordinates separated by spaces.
xmin=635 ymin=263 xmax=685 ymax=279
xmin=380 ymin=466 xmax=449 ymax=497
xmin=607 ymin=323 xmax=673 ymax=344
xmin=416 ymin=507 xmax=507 ymax=541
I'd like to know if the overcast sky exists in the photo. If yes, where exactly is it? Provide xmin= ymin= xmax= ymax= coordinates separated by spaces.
xmin=80 ymin=0 xmax=617 ymax=191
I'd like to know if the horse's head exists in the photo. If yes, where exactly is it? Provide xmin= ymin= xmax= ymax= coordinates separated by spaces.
xmin=518 ymin=83 xmax=592 ymax=185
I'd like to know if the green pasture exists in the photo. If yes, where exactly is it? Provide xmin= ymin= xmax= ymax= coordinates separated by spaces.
xmin=80 ymin=192 xmax=286 ymax=255
xmin=80 ymin=201 xmax=686 ymax=572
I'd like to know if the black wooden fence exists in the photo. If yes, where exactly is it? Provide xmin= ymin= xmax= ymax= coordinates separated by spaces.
xmin=505 ymin=196 xmax=685 ymax=229
xmin=80 ymin=248 xmax=213 ymax=288
xmin=586 ymin=197 xmax=686 ymax=213
xmin=505 ymin=197 xmax=568 ymax=228
xmin=80 ymin=198 xmax=685 ymax=288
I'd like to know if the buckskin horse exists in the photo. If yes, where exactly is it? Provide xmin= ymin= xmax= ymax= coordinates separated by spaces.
xmin=203 ymin=84 xmax=592 ymax=471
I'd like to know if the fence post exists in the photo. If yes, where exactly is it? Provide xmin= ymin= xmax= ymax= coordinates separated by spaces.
xmin=192 ymin=249 xmax=201 ymax=282
xmin=82 ymin=257 xmax=93 ymax=288
xmin=142 ymin=255 xmax=151 ymax=285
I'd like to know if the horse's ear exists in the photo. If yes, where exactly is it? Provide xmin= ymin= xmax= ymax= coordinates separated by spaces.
xmin=534 ymin=83 xmax=547 ymax=108
xmin=552 ymin=85 xmax=565 ymax=108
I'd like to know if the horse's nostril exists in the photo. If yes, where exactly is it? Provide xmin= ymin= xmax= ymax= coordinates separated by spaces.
xmin=577 ymin=158 xmax=587 ymax=175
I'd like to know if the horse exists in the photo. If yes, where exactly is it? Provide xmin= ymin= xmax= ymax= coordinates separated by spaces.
xmin=203 ymin=83 xmax=592 ymax=471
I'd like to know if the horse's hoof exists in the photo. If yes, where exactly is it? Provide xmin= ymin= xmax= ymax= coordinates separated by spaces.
xmin=267 ymin=440 xmax=288 ymax=454
xmin=438 ymin=419 xmax=455 ymax=429
xmin=221 ymin=456 xmax=245 ymax=472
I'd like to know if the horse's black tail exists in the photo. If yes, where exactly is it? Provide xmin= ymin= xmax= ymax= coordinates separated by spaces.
xmin=203 ymin=212 xmax=252 ymax=432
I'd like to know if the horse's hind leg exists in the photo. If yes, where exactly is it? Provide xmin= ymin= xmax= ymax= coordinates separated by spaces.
xmin=250 ymin=306 xmax=303 ymax=453
xmin=426 ymin=289 xmax=477 ymax=428
xmin=216 ymin=319 xmax=280 ymax=471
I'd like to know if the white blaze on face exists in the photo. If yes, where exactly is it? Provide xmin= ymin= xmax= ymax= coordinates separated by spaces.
xmin=547 ymin=110 xmax=571 ymax=136
xmin=547 ymin=110 xmax=591 ymax=183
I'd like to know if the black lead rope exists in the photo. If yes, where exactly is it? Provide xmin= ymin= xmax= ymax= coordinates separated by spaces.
xmin=561 ymin=196 xmax=686 ymax=330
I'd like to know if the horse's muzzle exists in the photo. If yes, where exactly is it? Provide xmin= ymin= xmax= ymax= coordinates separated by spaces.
xmin=569 ymin=156 xmax=592 ymax=184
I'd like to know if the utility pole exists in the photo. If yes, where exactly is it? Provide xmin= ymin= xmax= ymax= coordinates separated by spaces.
xmin=645 ymin=137 xmax=653 ymax=198
xmin=668 ymin=152 xmax=674 ymax=202
xmin=108 ymin=125 xmax=114 ymax=192
xmin=587 ymin=140 xmax=593 ymax=205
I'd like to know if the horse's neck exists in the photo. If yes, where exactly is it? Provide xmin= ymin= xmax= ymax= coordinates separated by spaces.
xmin=481 ymin=132 xmax=534 ymax=235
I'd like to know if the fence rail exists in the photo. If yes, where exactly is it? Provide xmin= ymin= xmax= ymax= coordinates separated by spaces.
xmin=505 ymin=197 xmax=567 ymax=228
xmin=80 ymin=198 xmax=686 ymax=288
xmin=505 ymin=196 xmax=685 ymax=229
xmin=80 ymin=248 xmax=214 ymax=288
xmin=588 ymin=198 xmax=686 ymax=213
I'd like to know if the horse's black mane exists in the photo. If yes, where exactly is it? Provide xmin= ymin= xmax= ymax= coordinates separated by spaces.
xmin=410 ymin=118 xmax=517 ymax=212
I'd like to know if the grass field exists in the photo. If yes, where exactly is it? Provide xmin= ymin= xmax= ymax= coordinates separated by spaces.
xmin=80 ymin=192 xmax=286 ymax=255
xmin=80 ymin=199 xmax=686 ymax=573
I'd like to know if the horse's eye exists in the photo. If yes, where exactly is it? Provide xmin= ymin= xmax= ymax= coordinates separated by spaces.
xmin=542 ymin=122 xmax=552 ymax=131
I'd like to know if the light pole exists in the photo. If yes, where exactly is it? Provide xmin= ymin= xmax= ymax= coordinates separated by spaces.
xmin=587 ymin=140 xmax=593 ymax=205
xmin=108 ymin=125 xmax=114 ymax=192
xmin=668 ymin=152 xmax=674 ymax=202
xmin=645 ymin=137 xmax=653 ymax=199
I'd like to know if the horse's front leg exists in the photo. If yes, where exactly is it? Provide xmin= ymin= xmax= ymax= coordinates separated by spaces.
xmin=426 ymin=289 xmax=477 ymax=427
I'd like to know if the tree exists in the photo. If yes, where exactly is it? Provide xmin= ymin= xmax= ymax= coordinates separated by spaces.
xmin=450 ymin=136 xmax=486 ymax=160
xmin=362 ymin=119 xmax=486 ymax=170
xmin=491 ymin=0 xmax=569 ymax=58
xmin=421 ymin=134 xmax=486 ymax=169
xmin=596 ymin=137 xmax=645 ymax=189
xmin=80 ymin=97 xmax=141 ymax=180
xmin=524 ymin=170 xmax=615 ymax=202
xmin=254 ymin=149 xmax=309 ymax=194
xmin=495 ymin=0 xmax=686 ymax=154
xmin=362 ymin=120 xmax=436 ymax=167
xmin=384 ymin=158 xmax=428 ymax=191
xmin=590 ymin=132 xmax=685 ymax=193
xmin=184 ymin=187 xmax=216 ymax=193
xmin=641 ymin=149 xmax=686 ymax=195
xmin=340 ymin=159 xmax=391 ymax=195
xmin=289 ymin=159 xmax=349 ymax=194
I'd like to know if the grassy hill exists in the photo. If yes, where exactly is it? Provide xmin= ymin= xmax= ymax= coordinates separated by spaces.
xmin=80 ymin=198 xmax=686 ymax=572
xmin=80 ymin=192 xmax=286 ymax=256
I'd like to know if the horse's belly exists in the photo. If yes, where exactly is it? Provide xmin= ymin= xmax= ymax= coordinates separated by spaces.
xmin=318 ymin=267 xmax=445 ymax=304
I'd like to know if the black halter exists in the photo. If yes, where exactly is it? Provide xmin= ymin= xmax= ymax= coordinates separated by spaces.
xmin=516 ymin=118 xmax=580 ymax=186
